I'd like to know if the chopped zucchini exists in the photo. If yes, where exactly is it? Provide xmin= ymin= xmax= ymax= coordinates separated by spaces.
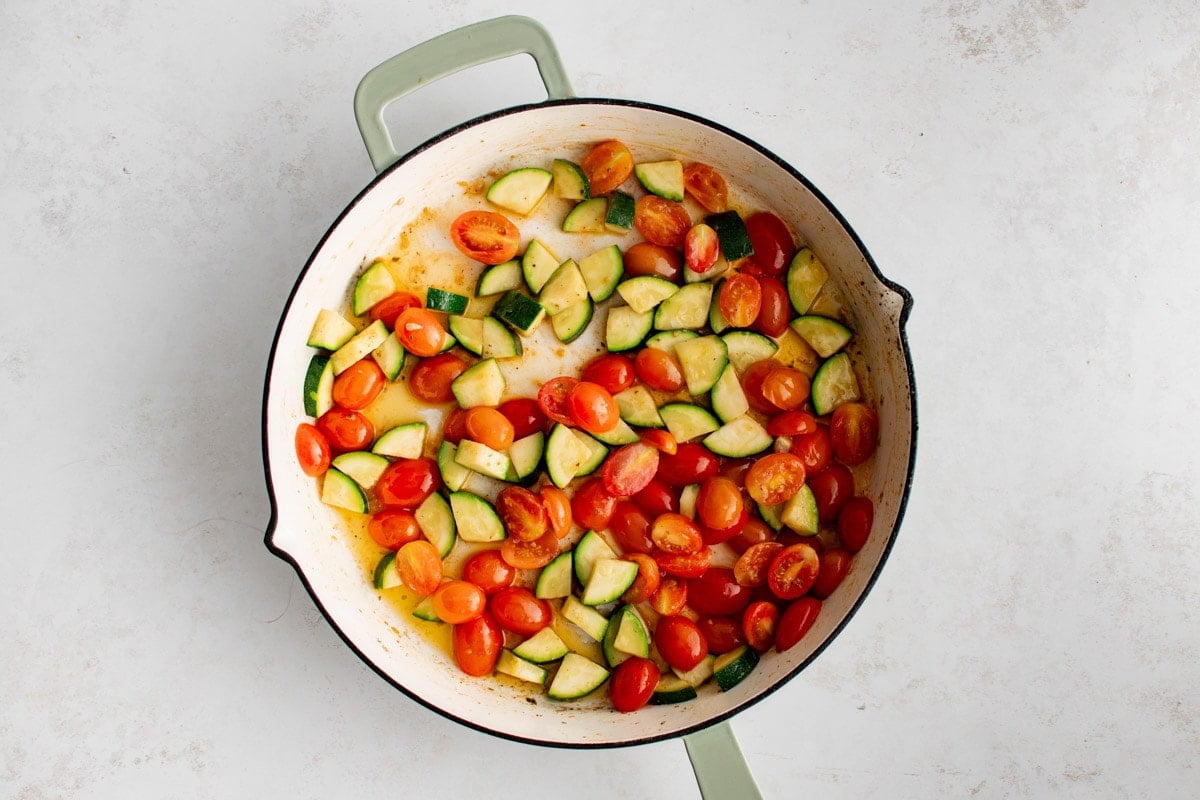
xmin=508 ymin=430 xmax=545 ymax=481
xmin=371 ymin=332 xmax=405 ymax=380
xmin=673 ymin=654 xmax=716 ymax=687
xmin=539 ymin=259 xmax=589 ymax=316
xmin=486 ymin=167 xmax=552 ymax=215
xmin=613 ymin=385 xmax=664 ymax=428
xmin=412 ymin=595 xmax=441 ymax=622
xmin=450 ymin=358 xmax=506 ymax=408
xmin=415 ymin=491 xmax=457 ymax=557
xmin=713 ymin=645 xmax=758 ymax=691
xmin=786 ymin=247 xmax=828 ymax=314
xmin=578 ymin=244 xmax=624 ymax=302
xmin=703 ymin=416 xmax=772 ymax=457
xmin=673 ymin=334 xmax=729 ymax=395
xmin=722 ymin=330 xmax=780 ymax=373
xmin=709 ymin=363 xmax=750 ymax=423
xmin=352 ymin=260 xmax=396 ymax=315
xmin=320 ymin=468 xmax=367 ymax=513
xmin=562 ymin=596 xmax=609 ymax=642
xmin=513 ymin=626 xmax=571 ymax=662
xmin=551 ymin=158 xmax=589 ymax=200
xmin=791 ymin=315 xmax=853 ymax=358
xmin=496 ymin=650 xmax=548 ymax=685
xmin=551 ymin=298 xmax=594 ymax=343
xmin=481 ymin=316 xmax=523 ymax=359
xmin=372 ymin=552 xmax=402 ymax=590
xmin=605 ymin=305 xmax=655 ymax=352
xmin=372 ymin=421 xmax=427 ymax=459
xmin=678 ymin=484 xmax=700 ymax=519
xmin=492 ymin=291 xmax=547 ymax=335
xmin=546 ymin=652 xmax=609 ymax=700
xmin=573 ymin=530 xmax=618 ymax=586
xmin=602 ymin=603 xmax=650 ymax=668
xmin=454 ymin=439 xmax=512 ymax=482
xmin=449 ymin=491 xmax=507 ymax=542
xmin=653 ymin=282 xmax=713 ymax=331
xmin=606 ymin=190 xmax=635 ymax=231
xmin=330 ymin=451 xmax=389 ymax=490
xmin=780 ymin=484 xmax=819 ymax=535
xmin=652 ymin=674 xmax=699 ymax=705
xmin=544 ymin=424 xmax=595 ymax=488
xmin=447 ymin=315 xmax=484 ymax=355
xmin=302 ymin=354 xmax=334 ymax=418
xmin=589 ymin=418 xmax=640 ymax=446
xmin=534 ymin=551 xmax=574 ymax=600
xmin=425 ymin=286 xmax=469 ymax=314
xmin=436 ymin=440 xmax=473 ymax=492
xmin=475 ymin=259 xmax=524 ymax=296
xmin=581 ymin=558 xmax=639 ymax=606
xmin=522 ymin=239 xmax=561 ymax=293
xmin=617 ymin=275 xmax=679 ymax=313
xmin=705 ymin=211 xmax=754 ymax=261
xmin=810 ymin=352 xmax=861 ymax=415
xmin=634 ymin=160 xmax=684 ymax=201
xmin=645 ymin=329 xmax=699 ymax=354
xmin=307 ymin=309 xmax=356 ymax=350
xmin=659 ymin=403 xmax=721 ymax=443
xmin=330 ymin=319 xmax=389 ymax=374
xmin=562 ymin=197 xmax=608 ymax=233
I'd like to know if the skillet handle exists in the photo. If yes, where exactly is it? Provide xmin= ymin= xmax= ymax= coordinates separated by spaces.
xmin=683 ymin=721 xmax=764 ymax=799
xmin=353 ymin=15 xmax=574 ymax=174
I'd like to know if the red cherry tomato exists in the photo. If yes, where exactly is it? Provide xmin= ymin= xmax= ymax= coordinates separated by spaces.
xmin=580 ymin=140 xmax=634 ymax=195
xmin=830 ymin=402 xmax=880 ymax=466
xmin=602 ymin=442 xmax=660 ymax=497
xmin=719 ymin=273 xmax=763 ymax=328
xmin=496 ymin=485 xmax=549 ymax=542
xmin=754 ymin=276 xmax=791 ymax=337
xmin=791 ymin=427 xmax=833 ymax=473
xmin=812 ymin=548 xmax=852 ymax=599
xmin=767 ymin=410 xmax=819 ymax=437
xmin=740 ymin=360 xmax=782 ymax=414
xmin=295 ymin=422 xmax=331 ymax=476
xmin=409 ymin=353 xmax=468 ymax=404
xmin=698 ymin=616 xmax=746 ymax=655
xmin=332 ymin=359 xmax=386 ymax=410
xmin=837 ymin=496 xmax=874 ymax=553
xmin=489 ymin=586 xmax=552 ymax=635
xmin=537 ymin=376 xmax=579 ymax=425
xmin=394 ymin=540 xmax=443 ymax=596
xmin=733 ymin=541 xmax=786 ymax=587
xmin=655 ymin=442 xmax=719 ymax=487
xmin=580 ymin=353 xmax=635 ymax=395
xmin=464 ymin=406 xmax=516 ymax=451
xmin=610 ymin=656 xmax=660 ymax=713
xmin=761 ymin=367 xmax=811 ymax=411
xmin=497 ymin=397 xmax=548 ymax=439
xmin=696 ymin=477 xmax=746 ymax=534
xmin=539 ymin=485 xmax=573 ymax=539
xmin=766 ymin=543 xmax=821 ymax=600
xmin=394 ymin=307 xmax=448 ymax=357
xmin=462 ymin=549 xmax=516 ymax=594
xmin=683 ymin=163 xmax=729 ymax=213
xmin=367 ymin=509 xmax=422 ymax=550
xmin=571 ymin=477 xmax=618 ymax=531
xmin=634 ymin=347 xmax=685 ymax=392
xmin=742 ymin=601 xmax=780 ymax=651
xmin=775 ymin=597 xmax=822 ymax=653
xmin=632 ymin=478 xmax=679 ymax=517
xmin=653 ymin=547 xmax=712 ymax=579
xmin=316 ymin=407 xmax=374 ymax=452
xmin=368 ymin=291 xmax=422 ymax=329
xmin=649 ymin=576 xmax=688 ymax=615
xmin=376 ymin=457 xmax=440 ymax=508
xmin=449 ymin=210 xmax=520 ymax=265
xmin=655 ymin=615 xmax=709 ymax=672
xmin=620 ymin=553 xmax=661 ymax=604
xmin=610 ymin=501 xmax=654 ymax=554
xmin=499 ymin=530 xmax=560 ymax=570
xmin=441 ymin=407 xmax=469 ymax=444
xmin=744 ymin=453 xmax=807 ymax=506
xmin=688 ymin=567 xmax=753 ymax=616
xmin=567 ymin=381 xmax=620 ymax=434
xmin=624 ymin=242 xmax=683 ymax=282
xmin=651 ymin=513 xmax=705 ymax=554
xmin=743 ymin=212 xmax=796 ymax=276
xmin=684 ymin=223 xmax=719 ymax=274
xmin=634 ymin=195 xmax=692 ymax=248
xmin=727 ymin=518 xmax=776 ymax=555
xmin=432 ymin=580 xmax=486 ymax=624
xmin=453 ymin=611 xmax=502 ymax=676
xmin=809 ymin=462 xmax=855 ymax=521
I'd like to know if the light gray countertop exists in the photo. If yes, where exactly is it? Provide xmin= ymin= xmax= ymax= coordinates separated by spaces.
xmin=4 ymin=2 xmax=1198 ymax=797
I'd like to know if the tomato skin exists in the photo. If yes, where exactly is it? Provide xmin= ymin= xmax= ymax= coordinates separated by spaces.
xmin=655 ymin=615 xmax=709 ymax=672
xmin=602 ymin=442 xmax=660 ymax=497
xmin=496 ymin=485 xmax=549 ymax=542
xmin=500 ymin=530 xmax=560 ymax=570
xmin=698 ymin=616 xmax=746 ymax=655
xmin=610 ymin=656 xmax=660 ymax=713
xmin=653 ymin=547 xmax=712 ymax=578
xmin=727 ymin=518 xmax=776 ymax=555
xmin=767 ymin=410 xmax=819 ymax=437
xmin=734 ymin=542 xmax=785 ymax=587
xmin=571 ymin=477 xmax=618 ymax=531
xmin=537 ymin=376 xmax=579 ymax=425
xmin=539 ymin=485 xmax=573 ymax=539
xmin=743 ymin=212 xmax=796 ymax=276
xmin=791 ymin=427 xmax=833 ymax=473
xmin=376 ymin=457 xmax=441 ymax=508
xmin=761 ymin=367 xmax=811 ymax=411
xmin=812 ymin=548 xmax=852 ymax=599
xmin=634 ymin=195 xmax=692 ymax=248
xmin=316 ymin=408 xmax=374 ymax=453
xmin=649 ymin=576 xmax=688 ymax=615
xmin=766 ymin=542 xmax=821 ymax=600
xmin=620 ymin=553 xmax=662 ymax=604
xmin=580 ymin=353 xmax=635 ymax=395
xmin=754 ymin=276 xmax=791 ymax=337
xmin=489 ymin=586 xmax=552 ymax=635
xmin=464 ymin=406 xmax=516 ymax=451
xmin=688 ymin=567 xmax=753 ymax=616
xmin=624 ymin=242 xmax=683 ymax=282
xmin=610 ymin=501 xmax=654 ymax=554
xmin=741 ymin=360 xmax=783 ymax=414
xmin=634 ymin=347 xmax=685 ymax=392
xmin=498 ymin=397 xmax=548 ymax=439
xmin=744 ymin=453 xmax=807 ymax=506
xmin=696 ymin=477 xmax=746 ymax=534
xmin=683 ymin=163 xmax=729 ymax=213
xmin=580 ymin=139 xmax=634 ymax=195
xmin=367 ymin=509 xmax=422 ymax=550
xmin=830 ymin=402 xmax=880 ymax=466
xmin=632 ymin=478 xmax=679 ymax=517
xmin=450 ymin=210 xmax=520 ymax=265
xmin=742 ymin=601 xmax=780 ymax=651
xmin=775 ymin=597 xmax=822 ymax=653
xmin=719 ymin=273 xmax=763 ymax=328
xmin=441 ymin=407 xmax=469 ymax=444
xmin=684 ymin=223 xmax=719 ymax=274
xmin=409 ymin=353 xmax=468 ymax=404
xmin=461 ymin=549 xmax=516 ymax=593
xmin=432 ymin=580 xmax=487 ymax=624
xmin=368 ymin=291 xmax=422 ymax=329
xmin=651 ymin=513 xmax=705 ymax=554
xmin=395 ymin=540 xmax=443 ymax=596
xmin=394 ymin=307 xmax=448 ymax=357
xmin=295 ymin=422 xmax=331 ymax=477
xmin=332 ymin=359 xmax=386 ymax=411
xmin=837 ymin=496 xmax=874 ymax=553
xmin=567 ymin=381 xmax=620 ymax=434
xmin=655 ymin=442 xmax=720 ymax=487
xmin=453 ymin=611 xmax=503 ymax=677
xmin=809 ymin=462 xmax=855 ymax=522
xmin=637 ymin=428 xmax=678 ymax=456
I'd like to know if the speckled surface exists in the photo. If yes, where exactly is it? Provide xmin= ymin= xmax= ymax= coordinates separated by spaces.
xmin=2 ymin=1 xmax=1198 ymax=798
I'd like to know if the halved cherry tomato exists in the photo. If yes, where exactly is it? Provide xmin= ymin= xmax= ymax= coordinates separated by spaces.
xmin=837 ymin=496 xmax=874 ymax=553
xmin=580 ymin=140 xmax=634 ymax=195
xmin=742 ymin=601 xmax=780 ymax=651
xmin=295 ymin=422 xmax=331 ymax=476
xmin=610 ymin=656 xmax=660 ymax=713
xmin=684 ymin=223 xmax=719 ymax=274
xmin=696 ymin=477 xmax=746 ymax=534
xmin=653 ymin=547 xmax=712 ymax=578
xmin=441 ymin=407 xmax=469 ymax=443
xmin=655 ymin=615 xmax=709 ymax=672
xmin=830 ymin=402 xmax=880 ymax=466
xmin=571 ymin=477 xmax=618 ymax=530
xmin=754 ymin=276 xmax=791 ymax=337
xmin=638 ymin=428 xmax=678 ymax=456
xmin=499 ymin=530 xmax=559 ymax=570
xmin=376 ymin=457 xmax=441 ymax=508
xmin=698 ymin=616 xmax=745 ymax=655
xmin=496 ymin=485 xmax=548 ymax=542
xmin=332 ymin=359 xmax=386 ymax=410
xmin=741 ymin=359 xmax=783 ymax=414
xmin=634 ymin=347 xmax=685 ymax=392
xmin=498 ymin=397 xmax=548 ymax=439
xmin=449 ymin=210 xmax=520 ymax=265
xmin=766 ymin=542 xmax=820 ymax=600
xmin=394 ymin=540 xmax=442 ymax=596
xmin=316 ymin=407 xmax=374 ymax=452
xmin=743 ymin=212 xmax=796 ymax=276
xmin=727 ymin=518 xmax=776 ymax=555
xmin=812 ymin=548 xmax=852 ymax=599
xmin=367 ymin=509 xmax=422 ymax=550
xmin=624 ymin=241 xmax=683 ymax=282
xmin=610 ymin=501 xmax=654 ymax=554
xmin=791 ymin=427 xmax=833 ymax=473
xmin=537 ymin=376 xmax=579 ymax=425
xmin=368 ymin=291 xmax=422 ymax=329
xmin=682 ymin=163 xmax=729 ymax=213
xmin=632 ymin=478 xmax=679 ymax=516
xmin=634 ymin=195 xmax=691 ymax=248
xmin=761 ymin=367 xmax=810 ymax=411
xmin=744 ymin=453 xmax=807 ymax=506
xmin=539 ymin=485 xmax=573 ymax=539
xmin=394 ymin=307 xmax=448 ymax=357
xmin=719 ymin=273 xmax=763 ymax=328
xmin=580 ymin=353 xmax=635 ymax=395
xmin=462 ymin=549 xmax=516 ymax=594
xmin=489 ymin=586 xmax=551 ymax=635
xmin=453 ymin=611 xmax=502 ymax=676
xmin=651 ymin=513 xmax=704 ymax=554
xmin=775 ymin=597 xmax=821 ymax=653
xmin=688 ymin=567 xmax=753 ymax=616
xmin=649 ymin=576 xmax=688 ymax=615
xmin=567 ymin=381 xmax=619 ymax=434
xmin=655 ymin=442 xmax=719 ymax=487
xmin=464 ymin=406 xmax=515 ymax=451
xmin=734 ymin=541 xmax=785 ymax=587
xmin=767 ymin=409 xmax=819 ymax=437
xmin=809 ymin=462 xmax=855 ymax=522
xmin=620 ymin=553 xmax=661 ymax=604
xmin=432 ymin=580 xmax=486 ymax=624
xmin=409 ymin=352 xmax=468 ymax=404
xmin=602 ymin=442 xmax=659 ymax=497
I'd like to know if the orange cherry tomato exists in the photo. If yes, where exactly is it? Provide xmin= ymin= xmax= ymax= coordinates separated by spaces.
xmin=449 ymin=210 xmax=520 ymax=265
xmin=602 ymin=442 xmax=660 ymax=497
xmin=830 ymin=402 xmax=880 ymax=466
xmin=733 ymin=541 xmax=786 ymax=587
xmin=537 ymin=376 xmax=579 ymax=425
xmin=634 ymin=347 xmax=685 ymax=392
xmin=684 ymin=223 xmax=719 ymax=274
xmin=489 ymin=586 xmax=551 ymax=635
xmin=837 ymin=496 xmax=874 ymax=553
xmin=409 ymin=352 xmax=468 ymax=404
xmin=624 ymin=241 xmax=683 ymax=282
xmin=432 ymin=580 xmax=487 ymax=624
xmin=461 ymin=549 xmax=516 ymax=594
xmin=740 ymin=359 xmax=782 ymax=414
xmin=719 ymin=273 xmax=763 ymax=328
xmin=761 ymin=367 xmax=811 ymax=411
xmin=683 ymin=163 xmax=729 ymax=213
xmin=744 ymin=453 xmax=807 ymax=506
xmin=610 ymin=501 xmax=654 ymax=554
xmin=620 ymin=553 xmax=661 ymax=604
xmin=394 ymin=307 xmax=448 ymax=357
xmin=496 ymin=485 xmax=549 ymax=542
xmin=775 ymin=597 xmax=822 ymax=653
xmin=376 ymin=457 xmax=441 ymax=508
xmin=566 ymin=381 xmax=619 ymax=434
xmin=453 ymin=611 xmax=502 ymax=676
xmin=766 ymin=542 xmax=821 ymax=600
xmin=394 ymin=540 xmax=443 ymax=597
xmin=571 ymin=477 xmax=618 ymax=530
xmin=368 ymin=291 xmax=422 ymax=329
xmin=696 ymin=477 xmax=746 ymax=534
xmin=539 ymin=485 xmax=573 ymax=539
xmin=580 ymin=139 xmax=634 ymax=195
xmin=610 ymin=656 xmax=660 ymax=713
xmin=295 ymin=422 xmax=331 ymax=476
xmin=638 ymin=428 xmax=678 ymax=456
xmin=315 ymin=408 xmax=374 ymax=452
xmin=580 ymin=353 xmax=635 ymax=395
xmin=332 ymin=359 xmax=386 ymax=410
xmin=742 ymin=601 xmax=780 ymax=651
xmin=634 ymin=195 xmax=691 ymax=248
xmin=812 ymin=548 xmax=852 ymax=599
xmin=655 ymin=614 xmax=708 ymax=672
xmin=464 ymin=406 xmax=516 ymax=451
xmin=367 ymin=509 xmax=422 ymax=550
xmin=499 ymin=530 xmax=560 ymax=570
xmin=754 ymin=276 xmax=791 ymax=337
xmin=649 ymin=575 xmax=688 ymax=615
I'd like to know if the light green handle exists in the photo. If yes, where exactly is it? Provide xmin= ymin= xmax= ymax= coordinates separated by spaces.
xmin=684 ymin=721 xmax=764 ymax=799
xmin=353 ymin=15 xmax=574 ymax=174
